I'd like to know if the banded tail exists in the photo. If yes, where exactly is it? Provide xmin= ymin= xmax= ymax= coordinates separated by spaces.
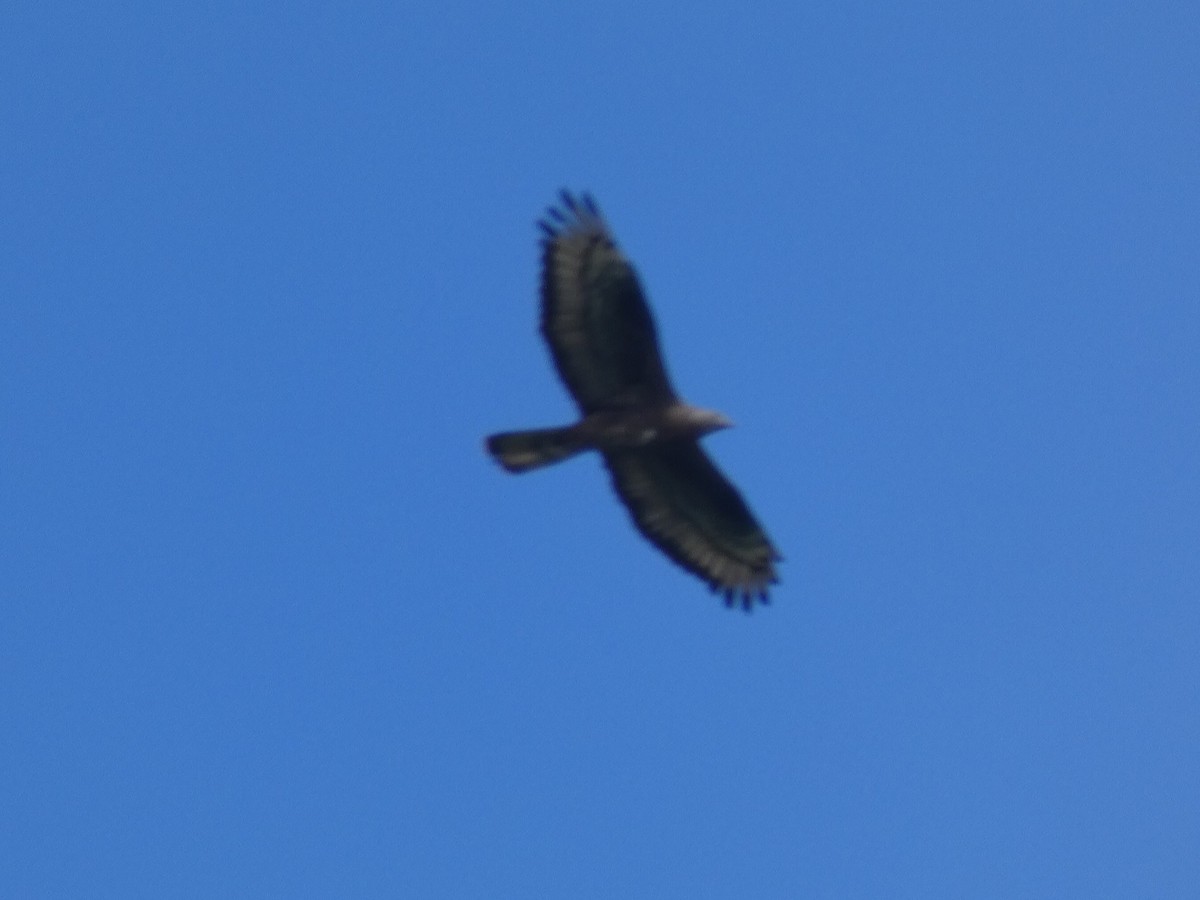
xmin=486 ymin=426 xmax=588 ymax=473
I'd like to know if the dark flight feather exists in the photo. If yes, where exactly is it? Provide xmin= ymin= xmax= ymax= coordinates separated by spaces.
xmin=538 ymin=192 xmax=677 ymax=413
xmin=604 ymin=443 xmax=779 ymax=609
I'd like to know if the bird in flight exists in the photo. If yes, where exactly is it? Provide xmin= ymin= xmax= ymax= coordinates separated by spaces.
xmin=486 ymin=191 xmax=780 ymax=610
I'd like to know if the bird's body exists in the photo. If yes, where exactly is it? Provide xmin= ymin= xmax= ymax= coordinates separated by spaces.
xmin=488 ymin=404 xmax=730 ymax=473
xmin=486 ymin=191 xmax=780 ymax=609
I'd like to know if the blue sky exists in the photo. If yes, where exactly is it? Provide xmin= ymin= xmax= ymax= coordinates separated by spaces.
xmin=3 ymin=2 xmax=1197 ymax=896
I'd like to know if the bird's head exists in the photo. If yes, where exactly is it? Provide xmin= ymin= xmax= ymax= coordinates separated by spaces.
xmin=693 ymin=408 xmax=734 ymax=435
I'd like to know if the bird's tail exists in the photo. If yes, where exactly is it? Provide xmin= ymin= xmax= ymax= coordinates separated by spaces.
xmin=486 ymin=426 xmax=588 ymax=473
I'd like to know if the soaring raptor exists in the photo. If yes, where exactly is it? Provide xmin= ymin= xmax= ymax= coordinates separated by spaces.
xmin=486 ymin=191 xmax=780 ymax=609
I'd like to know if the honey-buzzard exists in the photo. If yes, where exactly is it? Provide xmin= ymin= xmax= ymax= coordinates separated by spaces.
xmin=486 ymin=192 xmax=780 ymax=609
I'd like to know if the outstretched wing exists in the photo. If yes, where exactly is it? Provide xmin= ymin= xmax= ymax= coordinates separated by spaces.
xmin=603 ymin=442 xmax=780 ymax=609
xmin=538 ymin=191 xmax=678 ymax=414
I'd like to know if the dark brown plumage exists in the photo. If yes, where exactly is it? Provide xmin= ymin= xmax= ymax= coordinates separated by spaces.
xmin=486 ymin=191 xmax=780 ymax=609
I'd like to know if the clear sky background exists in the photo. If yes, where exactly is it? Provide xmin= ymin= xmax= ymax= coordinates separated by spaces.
xmin=3 ymin=3 xmax=1197 ymax=897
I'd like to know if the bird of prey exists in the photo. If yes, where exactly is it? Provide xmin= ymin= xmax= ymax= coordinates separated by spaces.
xmin=486 ymin=191 xmax=780 ymax=609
